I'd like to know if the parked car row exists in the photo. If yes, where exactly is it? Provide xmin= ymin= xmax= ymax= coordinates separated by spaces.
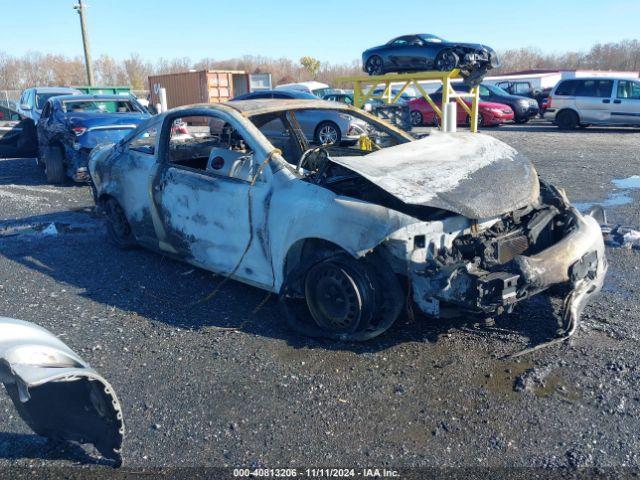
xmin=12 ymin=72 xmax=640 ymax=187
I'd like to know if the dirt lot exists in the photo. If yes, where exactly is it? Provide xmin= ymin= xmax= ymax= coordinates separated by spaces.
xmin=0 ymin=120 xmax=639 ymax=472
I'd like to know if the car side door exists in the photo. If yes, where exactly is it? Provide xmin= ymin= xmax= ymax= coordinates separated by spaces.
xmin=113 ymin=122 xmax=164 ymax=246
xmin=386 ymin=37 xmax=414 ymax=69
xmin=151 ymin=109 xmax=275 ymax=288
xmin=575 ymin=79 xmax=614 ymax=123
xmin=403 ymin=36 xmax=432 ymax=70
xmin=611 ymin=79 xmax=640 ymax=125
xmin=36 ymin=101 xmax=55 ymax=150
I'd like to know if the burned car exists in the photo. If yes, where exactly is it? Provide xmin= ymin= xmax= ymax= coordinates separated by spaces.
xmin=0 ymin=317 xmax=123 ymax=465
xmin=362 ymin=34 xmax=499 ymax=85
xmin=89 ymin=99 xmax=606 ymax=343
xmin=37 ymin=94 xmax=150 ymax=183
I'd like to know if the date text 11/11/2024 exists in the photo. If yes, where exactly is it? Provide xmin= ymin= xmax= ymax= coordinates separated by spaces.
xmin=232 ymin=468 xmax=400 ymax=477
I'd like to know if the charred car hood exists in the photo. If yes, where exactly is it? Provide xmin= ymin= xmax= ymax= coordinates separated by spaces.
xmin=331 ymin=132 xmax=539 ymax=219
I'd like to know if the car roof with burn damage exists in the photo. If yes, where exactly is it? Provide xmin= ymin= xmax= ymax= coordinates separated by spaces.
xmin=171 ymin=99 xmax=353 ymax=117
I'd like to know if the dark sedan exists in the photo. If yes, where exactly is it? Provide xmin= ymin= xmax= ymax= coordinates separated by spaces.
xmin=37 ymin=94 xmax=150 ymax=183
xmin=438 ymin=83 xmax=539 ymax=123
xmin=362 ymin=34 xmax=499 ymax=84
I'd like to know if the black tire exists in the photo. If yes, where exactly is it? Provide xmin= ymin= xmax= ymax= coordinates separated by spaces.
xmin=410 ymin=110 xmax=423 ymax=127
xmin=103 ymin=197 xmax=136 ymax=249
xmin=432 ymin=114 xmax=440 ymax=128
xmin=556 ymin=110 xmax=579 ymax=130
xmin=281 ymin=252 xmax=403 ymax=342
xmin=514 ymin=117 xmax=529 ymax=124
xmin=314 ymin=121 xmax=341 ymax=145
xmin=466 ymin=114 xmax=485 ymax=128
xmin=44 ymin=145 xmax=66 ymax=184
xmin=365 ymin=55 xmax=384 ymax=76
xmin=435 ymin=49 xmax=459 ymax=71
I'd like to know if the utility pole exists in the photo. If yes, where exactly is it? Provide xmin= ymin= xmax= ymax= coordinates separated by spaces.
xmin=74 ymin=0 xmax=95 ymax=86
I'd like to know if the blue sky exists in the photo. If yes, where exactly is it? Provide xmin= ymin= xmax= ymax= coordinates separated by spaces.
xmin=2 ymin=0 xmax=639 ymax=64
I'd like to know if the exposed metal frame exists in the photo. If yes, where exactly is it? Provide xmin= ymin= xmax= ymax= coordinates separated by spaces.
xmin=339 ymin=69 xmax=481 ymax=133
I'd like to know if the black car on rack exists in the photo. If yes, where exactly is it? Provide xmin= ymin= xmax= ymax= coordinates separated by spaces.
xmin=362 ymin=34 xmax=499 ymax=85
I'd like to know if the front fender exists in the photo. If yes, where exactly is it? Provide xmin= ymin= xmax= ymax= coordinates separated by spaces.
xmin=268 ymin=175 xmax=421 ymax=290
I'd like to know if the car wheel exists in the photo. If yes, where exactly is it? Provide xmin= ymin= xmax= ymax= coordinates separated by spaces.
xmin=432 ymin=114 xmax=440 ymax=128
xmin=103 ymin=197 xmax=136 ymax=249
xmin=514 ymin=117 xmax=529 ymax=124
xmin=556 ymin=110 xmax=579 ymax=130
xmin=35 ymin=145 xmax=45 ymax=168
xmin=365 ymin=55 xmax=384 ymax=76
xmin=282 ymin=253 xmax=403 ymax=341
xmin=466 ymin=114 xmax=485 ymax=128
xmin=410 ymin=110 xmax=424 ymax=127
xmin=44 ymin=145 xmax=66 ymax=184
xmin=435 ymin=49 xmax=459 ymax=71
xmin=315 ymin=121 xmax=341 ymax=145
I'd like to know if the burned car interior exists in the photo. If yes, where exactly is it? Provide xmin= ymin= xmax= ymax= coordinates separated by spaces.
xmin=167 ymin=116 xmax=256 ymax=181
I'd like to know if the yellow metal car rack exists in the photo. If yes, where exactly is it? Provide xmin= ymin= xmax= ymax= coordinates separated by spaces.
xmin=339 ymin=69 xmax=481 ymax=132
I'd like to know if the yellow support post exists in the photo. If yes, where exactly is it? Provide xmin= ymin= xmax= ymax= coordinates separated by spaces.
xmin=469 ymin=85 xmax=480 ymax=133
xmin=339 ymin=69 xmax=481 ymax=133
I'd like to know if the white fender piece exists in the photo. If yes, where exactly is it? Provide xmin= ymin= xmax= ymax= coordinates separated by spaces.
xmin=0 ymin=317 xmax=124 ymax=465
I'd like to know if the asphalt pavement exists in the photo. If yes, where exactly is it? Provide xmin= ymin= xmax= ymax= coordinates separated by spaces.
xmin=0 ymin=121 xmax=639 ymax=472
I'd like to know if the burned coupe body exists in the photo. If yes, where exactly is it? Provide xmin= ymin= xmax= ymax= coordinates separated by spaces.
xmin=89 ymin=99 xmax=606 ymax=343
xmin=0 ymin=317 xmax=123 ymax=465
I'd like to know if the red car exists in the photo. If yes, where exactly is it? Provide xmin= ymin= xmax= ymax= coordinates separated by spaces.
xmin=408 ymin=96 xmax=514 ymax=127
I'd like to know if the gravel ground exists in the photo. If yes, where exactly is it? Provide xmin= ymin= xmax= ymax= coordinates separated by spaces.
xmin=0 ymin=121 xmax=639 ymax=473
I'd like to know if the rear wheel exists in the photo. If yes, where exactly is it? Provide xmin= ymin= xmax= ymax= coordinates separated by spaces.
xmin=556 ymin=110 xmax=579 ymax=130
xmin=282 ymin=252 xmax=403 ymax=341
xmin=44 ymin=145 xmax=65 ymax=184
xmin=103 ymin=197 xmax=136 ymax=249
xmin=410 ymin=110 xmax=424 ymax=127
xmin=365 ymin=55 xmax=384 ymax=76
xmin=435 ymin=49 xmax=459 ymax=71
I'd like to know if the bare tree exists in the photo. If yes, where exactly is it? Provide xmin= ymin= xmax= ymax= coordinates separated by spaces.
xmin=0 ymin=38 xmax=638 ymax=92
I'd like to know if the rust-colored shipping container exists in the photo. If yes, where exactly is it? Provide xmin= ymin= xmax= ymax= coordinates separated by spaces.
xmin=148 ymin=70 xmax=250 ymax=108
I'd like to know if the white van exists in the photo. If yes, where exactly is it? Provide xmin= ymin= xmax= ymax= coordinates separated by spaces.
xmin=545 ymin=77 xmax=640 ymax=129
xmin=274 ymin=81 xmax=331 ymax=98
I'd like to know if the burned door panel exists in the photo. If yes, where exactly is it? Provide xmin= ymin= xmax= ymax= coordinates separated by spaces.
xmin=154 ymin=166 xmax=274 ymax=287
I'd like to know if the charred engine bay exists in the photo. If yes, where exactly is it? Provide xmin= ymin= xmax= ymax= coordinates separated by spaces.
xmin=307 ymin=159 xmax=576 ymax=315
xmin=307 ymin=159 xmax=452 ymax=222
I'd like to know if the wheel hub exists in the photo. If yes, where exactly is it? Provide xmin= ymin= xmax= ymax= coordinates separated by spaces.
xmin=305 ymin=263 xmax=363 ymax=333
xmin=318 ymin=126 xmax=338 ymax=144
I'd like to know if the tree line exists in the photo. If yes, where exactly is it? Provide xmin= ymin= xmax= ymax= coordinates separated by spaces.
xmin=1 ymin=39 xmax=638 ymax=91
